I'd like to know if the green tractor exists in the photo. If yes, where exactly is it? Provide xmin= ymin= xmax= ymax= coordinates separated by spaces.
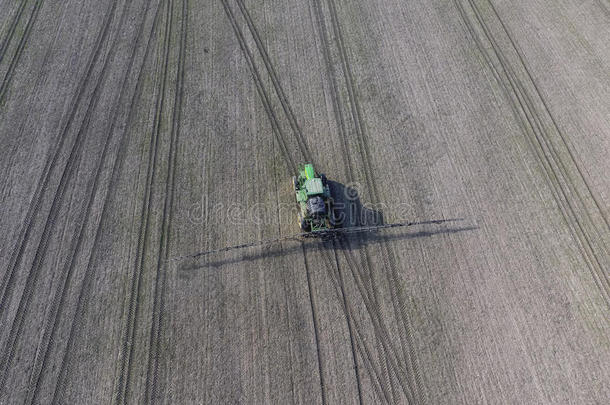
xmin=293 ymin=164 xmax=334 ymax=232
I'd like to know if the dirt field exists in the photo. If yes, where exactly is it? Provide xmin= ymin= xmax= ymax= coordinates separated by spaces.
xmin=1 ymin=0 xmax=609 ymax=403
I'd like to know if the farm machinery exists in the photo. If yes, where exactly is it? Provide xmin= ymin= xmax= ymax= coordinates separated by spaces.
xmin=293 ymin=164 xmax=334 ymax=232
xmin=169 ymin=164 xmax=458 ymax=261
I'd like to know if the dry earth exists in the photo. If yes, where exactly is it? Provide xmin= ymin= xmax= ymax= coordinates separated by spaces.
xmin=0 ymin=0 xmax=609 ymax=403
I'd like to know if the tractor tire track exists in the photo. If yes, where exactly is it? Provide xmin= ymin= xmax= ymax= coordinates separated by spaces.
xmin=113 ymin=0 xmax=173 ymax=403
xmin=313 ymin=235 xmax=415 ymax=403
xmin=330 ymin=242 xmax=364 ymax=405
xmin=327 ymin=242 xmax=390 ymax=404
xmin=0 ymin=0 xmax=70 ymax=208
xmin=301 ymin=243 xmax=328 ymax=405
xmin=270 ymin=147 xmax=298 ymax=404
xmin=233 ymin=0 xmax=313 ymax=164
xmin=0 ymin=0 xmax=123 ymax=393
xmin=454 ymin=0 xmax=610 ymax=305
xmin=312 ymin=0 xmax=416 ymax=396
xmin=144 ymin=0 xmax=187 ymax=402
xmin=23 ymin=1 xmax=156 ymax=402
xmin=199 ymin=116 xmax=219 ymax=405
xmin=0 ymin=70 xmax=90 ymax=394
xmin=0 ymin=0 xmax=46 ymax=104
xmin=332 ymin=0 xmax=425 ymax=398
xmin=310 ymin=1 xmax=405 ymax=398
xmin=486 ymin=1 xmax=610 ymax=233
xmin=317 ymin=240 xmax=406 ymax=404
xmin=318 ymin=0 xmax=425 ymax=401
xmin=472 ymin=0 xmax=610 ymax=265
xmin=50 ymin=3 xmax=164 ymax=403
xmin=335 ymin=240 xmax=416 ymax=404
xmin=220 ymin=0 xmax=297 ymax=173
xmin=0 ymin=0 xmax=29 ymax=64
xmin=309 ymin=0 xmax=353 ymax=177
xmin=0 ymin=0 xmax=119 ymax=326
xmin=483 ymin=0 xmax=610 ymax=273
xmin=303 ymin=237 xmax=396 ymax=404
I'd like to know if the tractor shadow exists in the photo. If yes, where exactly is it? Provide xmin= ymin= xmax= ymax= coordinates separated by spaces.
xmin=177 ymin=179 xmax=477 ymax=273
xmin=322 ymin=180 xmax=475 ymax=250
xmin=327 ymin=180 xmax=384 ymax=229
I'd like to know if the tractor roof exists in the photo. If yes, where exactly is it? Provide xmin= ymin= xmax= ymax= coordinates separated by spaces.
xmin=305 ymin=178 xmax=324 ymax=195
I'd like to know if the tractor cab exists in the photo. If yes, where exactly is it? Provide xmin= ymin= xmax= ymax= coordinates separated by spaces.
xmin=293 ymin=164 xmax=334 ymax=232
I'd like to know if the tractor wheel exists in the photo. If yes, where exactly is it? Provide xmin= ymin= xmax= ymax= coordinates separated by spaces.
xmin=292 ymin=176 xmax=298 ymax=191
xmin=320 ymin=174 xmax=327 ymax=186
